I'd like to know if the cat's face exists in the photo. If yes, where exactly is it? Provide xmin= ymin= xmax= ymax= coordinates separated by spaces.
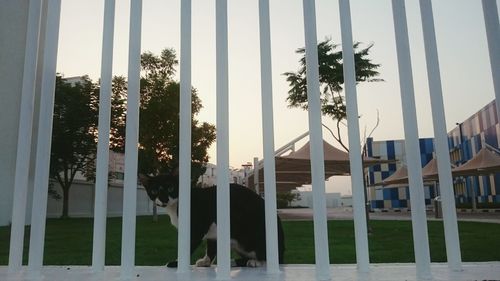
xmin=139 ymin=174 xmax=179 ymax=207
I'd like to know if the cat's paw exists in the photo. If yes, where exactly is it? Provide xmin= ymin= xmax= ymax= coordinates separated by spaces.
xmin=246 ymin=259 xmax=265 ymax=267
xmin=234 ymin=258 xmax=249 ymax=267
xmin=195 ymin=255 xmax=212 ymax=267
xmin=166 ymin=260 xmax=178 ymax=268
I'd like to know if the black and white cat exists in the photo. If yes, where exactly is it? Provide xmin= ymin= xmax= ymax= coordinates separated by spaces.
xmin=139 ymin=173 xmax=285 ymax=268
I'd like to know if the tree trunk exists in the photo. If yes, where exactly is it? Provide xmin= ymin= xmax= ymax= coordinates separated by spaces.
xmin=363 ymin=176 xmax=372 ymax=234
xmin=62 ymin=186 xmax=70 ymax=218
xmin=362 ymin=158 xmax=373 ymax=234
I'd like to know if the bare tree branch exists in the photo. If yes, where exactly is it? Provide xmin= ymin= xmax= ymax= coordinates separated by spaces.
xmin=322 ymin=123 xmax=349 ymax=152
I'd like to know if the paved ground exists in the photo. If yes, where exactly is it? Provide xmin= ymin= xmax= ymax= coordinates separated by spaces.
xmin=277 ymin=208 xmax=500 ymax=224
xmin=2 ymin=263 xmax=500 ymax=281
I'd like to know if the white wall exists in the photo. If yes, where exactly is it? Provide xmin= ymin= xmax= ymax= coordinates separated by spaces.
xmin=46 ymin=181 xmax=165 ymax=218
xmin=0 ymin=0 xmax=29 ymax=226
xmin=340 ymin=196 xmax=353 ymax=207
xmin=291 ymin=191 xmax=342 ymax=208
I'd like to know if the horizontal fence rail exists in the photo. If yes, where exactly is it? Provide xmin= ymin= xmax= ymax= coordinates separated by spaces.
xmin=6 ymin=0 xmax=500 ymax=280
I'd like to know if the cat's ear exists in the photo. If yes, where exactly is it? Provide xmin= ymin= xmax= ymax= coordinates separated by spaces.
xmin=138 ymin=174 xmax=150 ymax=186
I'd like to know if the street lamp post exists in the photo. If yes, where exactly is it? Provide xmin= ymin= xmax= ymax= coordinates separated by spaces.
xmin=455 ymin=122 xmax=464 ymax=162
xmin=241 ymin=162 xmax=252 ymax=188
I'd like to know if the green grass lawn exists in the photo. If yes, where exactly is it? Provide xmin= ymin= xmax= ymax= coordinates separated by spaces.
xmin=1 ymin=216 xmax=499 ymax=265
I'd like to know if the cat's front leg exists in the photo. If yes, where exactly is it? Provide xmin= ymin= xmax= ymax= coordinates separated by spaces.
xmin=168 ymin=235 xmax=204 ymax=267
xmin=246 ymin=259 xmax=265 ymax=267
xmin=195 ymin=255 xmax=212 ymax=267
xmin=195 ymin=239 xmax=216 ymax=267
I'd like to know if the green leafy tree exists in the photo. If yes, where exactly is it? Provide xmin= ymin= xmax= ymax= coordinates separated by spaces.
xmin=285 ymin=39 xmax=383 ymax=232
xmin=276 ymin=191 xmax=301 ymax=209
xmin=284 ymin=38 xmax=383 ymax=151
xmin=50 ymin=76 xmax=98 ymax=218
xmin=109 ymin=76 xmax=127 ymax=153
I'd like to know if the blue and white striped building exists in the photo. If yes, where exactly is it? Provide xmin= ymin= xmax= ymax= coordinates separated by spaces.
xmin=365 ymin=137 xmax=436 ymax=210
xmin=365 ymin=100 xmax=500 ymax=211
xmin=449 ymin=100 xmax=500 ymax=207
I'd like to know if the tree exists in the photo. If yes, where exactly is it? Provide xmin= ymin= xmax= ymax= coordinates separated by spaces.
xmin=276 ymin=191 xmax=301 ymax=209
xmin=111 ymin=48 xmax=216 ymax=183
xmin=50 ymin=76 xmax=98 ymax=218
xmin=48 ymin=48 xmax=214 ymax=218
xmin=109 ymin=76 xmax=127 ymax=153
xmin=283 ymin=38 xmax=383 ymax=151
xmin=284 ymin=38 xmax=383 ymax=232
xmin=82 ymin=76 xmax=127 ymax=184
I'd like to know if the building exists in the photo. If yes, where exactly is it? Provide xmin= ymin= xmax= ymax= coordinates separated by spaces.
xmin=198 ymin=162 xmax=217 ymax=187
xmin=45 ymin=158 xmax=245 ymax=218
xmin=62 ymin=76 xmax=86 ymax=86
xmin=365 ymin=100 xmax=500 ymax=211
xmin=364 ymin=137 xmax=436 ymax=210
xmin=448 ymin=100 xmax=500 ymax=206
xmin=290 ymin=190 xmax=342 ymax=208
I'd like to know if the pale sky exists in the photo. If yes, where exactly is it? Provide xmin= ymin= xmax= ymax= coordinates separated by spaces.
xmin=56 ymin=0 xmax=498 ymax=194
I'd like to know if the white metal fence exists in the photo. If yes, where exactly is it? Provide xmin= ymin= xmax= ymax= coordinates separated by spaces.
xmin=6 ymin=0 xmax=500 ymax=280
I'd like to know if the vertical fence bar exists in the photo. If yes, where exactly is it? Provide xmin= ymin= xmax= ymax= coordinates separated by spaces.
xmin=8 ymin=0 xmax=43 ymax=273
xmin=419 ymin=0 xmax=462 ymax=271
xmin=121 ymin=0 xmax=142 ymax=279
xmin=391 ymin=1 xmax=432 ymax=280
xmin=481 ymin=0 xmax=500 ymax=119
xmin=26 ymin=0 xmax=62 ymax=274
xmin=92 ymin=0 xmax=116 ymax=272
xmin=258 ymin=0 xmax=280 ymax=273
xmin=177 ymin=0 xmax=192 ymax=273
xmin=338 ymin=0 xmax=370 ymax=273
xmin=216 ymin=0 xmax=231 ymax=278
xmin=302 ymin=0 xmax=331 ymax=280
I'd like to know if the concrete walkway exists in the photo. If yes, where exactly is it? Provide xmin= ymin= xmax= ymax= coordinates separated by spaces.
xmin=2 ymin=263 xmax=500 ymax=281
xmin=278 ymin=208 xmax=500 ymax=224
